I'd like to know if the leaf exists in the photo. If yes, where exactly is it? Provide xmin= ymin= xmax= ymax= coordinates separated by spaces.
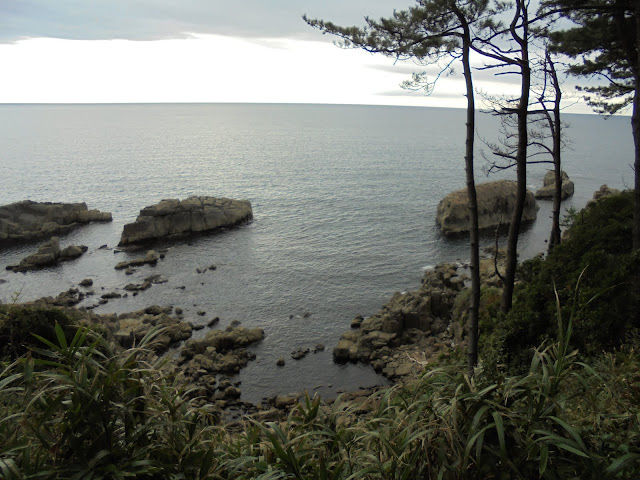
xmin=604 ymin=452 xmax=640 ymax=476
xmin=55 ymin=322 xmax=68 ymax=351
xmin=491 ymin=411 xmax=506 ymax=460
xmin=199 ymin=448 xmax=215 ymax=479
xmin=548 ymin=416 xmax=587 ymax=451
xmin=539 ymin=444 xmax=549 ymax=476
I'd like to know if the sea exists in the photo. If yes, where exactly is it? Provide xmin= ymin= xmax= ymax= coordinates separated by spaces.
xmin=0 ymin=103 xmax=634 ymax=403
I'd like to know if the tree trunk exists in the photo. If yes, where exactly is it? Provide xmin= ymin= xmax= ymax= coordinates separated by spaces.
xmin=633 ymin=3 xmax=640 ymax=253
xmin=501 ymin=2 xmax=530 ymax=313
xmin=548 ymin=54 xmax=562 ymax=252
xmin=461 ymin=30 xmax=480 ymax=374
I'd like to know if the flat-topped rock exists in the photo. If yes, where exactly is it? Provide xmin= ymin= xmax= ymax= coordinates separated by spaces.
xmin=436 ymin=180 xmax=538 ymax=235
xmin=0 ymin=200 xmax=112 ymax=247
xmin=535 ymin=170 xmax=574 ymax=200
xmin=119 ymin=196 xmax=252 ymax=246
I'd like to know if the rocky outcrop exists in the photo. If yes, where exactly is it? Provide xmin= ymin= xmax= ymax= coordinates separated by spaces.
xmin=0 ymin=200 xmax=112 ymax=247
xmin=6 ymin=237 xmax=88 ymax=272
xmin=333 ymin=252 xmax=507 ymax=381
xmin=592 ymin=184 xmax=621 ymax=201
xmin=31 ymin=287 xmax=93 ymax=308
xmin=436 ymin=180 xmax=538 ymax=235
xmin=119 ymin=196 xmax=253 ymax=246
xmin=535 ymin=170 xmax=574 ymax=200
xmin=333 ymin=264 xmax=464 ymax=379
xmin=177 ymin=326 xmax=264 ymax=403
xmin=180 ymin=326 xmax=265 ymax=374
xmin=113 ymin=306 xmax=193 ymax=353
xmin=115 ymin=250 xmax=160 ymax=270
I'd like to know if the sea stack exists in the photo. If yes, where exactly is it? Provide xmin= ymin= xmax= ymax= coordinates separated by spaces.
xmin=535 ymin=170 xmax=575 ymax=200
xmin=436 ymin=180 xmax=538 ymax=235
xmin=119 ymin=196 xmax=253 ymax=246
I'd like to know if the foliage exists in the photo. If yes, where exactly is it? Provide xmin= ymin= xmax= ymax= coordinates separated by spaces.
xmin=0 ymin=305 xmax=76 ymax=359
xmin=541 ymin=0 xmax=637 ymax=115
xmin=2 ymin=289 xmax=640 ymax=478
xmin=0 ymin=322 xmax=224 ymax=479
xmin=482 ymin=191 xmax=639 ymax=371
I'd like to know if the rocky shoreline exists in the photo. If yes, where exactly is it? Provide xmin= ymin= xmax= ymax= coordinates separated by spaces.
xmin=3 ymin=244 xmax=508 ymax=423
xmin=1 ymin=181 xmax=611 ymax=421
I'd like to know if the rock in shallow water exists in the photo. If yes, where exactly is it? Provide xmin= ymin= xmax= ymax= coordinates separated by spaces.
xmin=436 ymin=180 xmax=538 ymax=235
xmin=0 ymin=200 xmax=111 ymax=247
xmin=6 ymin=237 xmax=88 ymax=272
xmin=118 ymin=196 xmax=253 ymax=246
xmin=535 ymin=170 xmax=574 ymax=200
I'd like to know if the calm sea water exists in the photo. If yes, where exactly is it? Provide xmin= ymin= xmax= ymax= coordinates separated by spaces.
xmin=0 ymin=103 xmax=634 ymax=402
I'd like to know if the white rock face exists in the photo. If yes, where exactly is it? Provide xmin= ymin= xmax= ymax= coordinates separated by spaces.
xmin=436 ymin=180 xmax=538 ymax=235
xmin=119 ymin=196 xmax=253 ymax=246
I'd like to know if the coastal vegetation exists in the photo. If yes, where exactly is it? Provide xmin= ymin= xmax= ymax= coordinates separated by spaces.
xmin=306 ymin=0 xmax=640 ymax=369
xmin=2 ymin=191 xmax=639 ymax=478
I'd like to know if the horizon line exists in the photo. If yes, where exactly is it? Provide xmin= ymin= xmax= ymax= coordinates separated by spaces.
xmin=0 ymin=101 xmax=618 ymax=116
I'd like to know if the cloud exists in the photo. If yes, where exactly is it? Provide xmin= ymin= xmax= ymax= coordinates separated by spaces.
xmin=0 ymin=0 xmax=414 ymax=43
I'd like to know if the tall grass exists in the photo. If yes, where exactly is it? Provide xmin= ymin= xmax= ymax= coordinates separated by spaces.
xmin=0 ymin=324 xmax=224 ymax=479
xmin=1 ymin=297 xmax=639 ymax=479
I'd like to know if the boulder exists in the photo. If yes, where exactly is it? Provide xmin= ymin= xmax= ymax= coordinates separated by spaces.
xmin=291 ymin=347 xmax=310 ymax=360
xmin=535 ymin=170 xmax=575 ymax=200
xmin=114 ymin=251 xmax=159 ymax=270
xmin=436 ymin=180 xmax=538 ymax=235
xmin=180 ymin=326 xmax=264 ymax=376
xmin=6 ymin=237 xmax=88 ymax=272
xmin=592 ymin=184 xmax=621 ymax=201
xmin=119 ymin=196 xmax=253 ymax=246
xmin=181 ymin=327 xmax=264 ymax=359
xmin=114 ymin=308 xmax=193 ymax=353
xmin=0 ymin=200 xmax=111 ymax=247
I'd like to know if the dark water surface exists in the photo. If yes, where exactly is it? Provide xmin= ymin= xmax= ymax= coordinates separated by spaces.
xmin=0 ymin=103 xmax=634 ymax=402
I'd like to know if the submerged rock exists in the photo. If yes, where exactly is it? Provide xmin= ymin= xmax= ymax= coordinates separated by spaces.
xmin=114 ymin=250 xmax=159 ymax=270
xmin=436 ymin=180 xmax=538 ymax=235
xmin=118 ymin=196 xmax=253 ymax=246
xmin=0 ymin=200 xmax=111 ymax=247
xmin=535 ymin=170 xmax=574 ymax=200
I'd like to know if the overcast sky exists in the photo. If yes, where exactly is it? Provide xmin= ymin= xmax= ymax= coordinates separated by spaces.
xmin=0 ymin=0 xmax=595 ymax=111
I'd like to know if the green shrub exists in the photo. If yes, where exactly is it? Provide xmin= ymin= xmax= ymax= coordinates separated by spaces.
xmin=483 ymin=192 xmax=639 ymax=372
xmin=0 ymin=305 xmax=76 ymax=359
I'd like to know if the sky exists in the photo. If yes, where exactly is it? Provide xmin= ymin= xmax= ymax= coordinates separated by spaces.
xmin=0 ymin=0 xmax=599 ymax=112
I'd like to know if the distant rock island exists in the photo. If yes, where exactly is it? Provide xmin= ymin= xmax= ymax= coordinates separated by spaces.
xmin=0 ymin=200 xmax=112 ymax=247
xmin=535 ymin=170 xmax=575 ymax=200
xmin=436 ymin=180 xmax=538 ymax=235
xmin=119 ymin=196 xmax=253 ymax=246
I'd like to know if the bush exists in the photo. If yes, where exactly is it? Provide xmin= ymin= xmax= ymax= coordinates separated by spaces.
xmin=0 ymin=305 xmax=76 ymax=359
xmin=482 ymin=191 xmax=639 ymax=372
